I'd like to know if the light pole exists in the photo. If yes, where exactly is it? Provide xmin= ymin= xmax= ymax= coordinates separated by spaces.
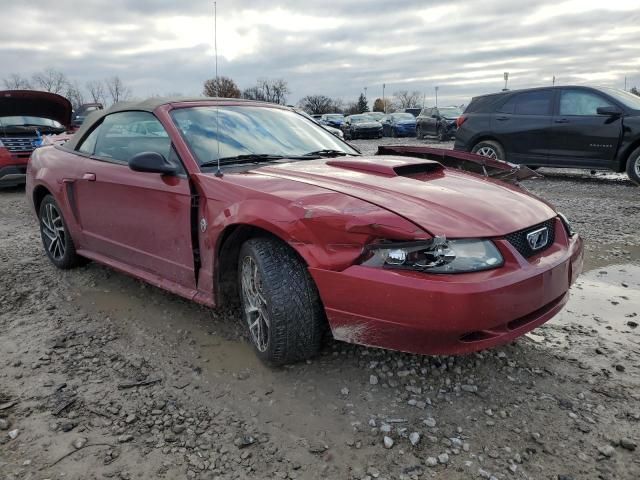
xmin=382 ymin=83 xmax=386 ymax=113
xmin=435 ymin=86 xmax=439 ymax=107
xmin=503 ymin=72 xmax=509 ymax=91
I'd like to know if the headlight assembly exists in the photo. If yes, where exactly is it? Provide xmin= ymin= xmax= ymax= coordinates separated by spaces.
xmin=361 ymin=236 xmax=503 ymax=274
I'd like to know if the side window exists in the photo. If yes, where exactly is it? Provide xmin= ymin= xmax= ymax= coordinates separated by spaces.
xmin=93 ymin=111 xmax=171 ymax=163
xmin=514 ymin=91 xmax=552 ymax=115
xmin=497 ymin=97 xmax=516 ymax=114
xmin=77 ymin=124 xmax=101 ymax=155
xmin=559 ymin=90 xmax=613 ymax=116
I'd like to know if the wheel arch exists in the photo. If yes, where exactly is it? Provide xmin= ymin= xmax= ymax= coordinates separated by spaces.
xmin=619 ymin=139 xmax=640 ymax=173
xmin=32 ymin=184 xmax=53 ymax=214
xmin=470 ymin=134 xmax=503 ymax=149
xmin=214 ymin=223 xmax=312 ymax=307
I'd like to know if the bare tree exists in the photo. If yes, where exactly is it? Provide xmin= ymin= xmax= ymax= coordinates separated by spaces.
xmin=105 ymin=76 xmax=131 ymax=105
xmin=2 ymin=73 xmax=32 ymax=90
xmin=242 ymin=86 xmax=266 ymax=101
xmin=298 ymin=95 xmax=341 ymax=114
xmin=393 ymin=90 xmax=421 ymax=109
xmin=203 ymin=76 xmax=241 ymax=98
xmin=32 ymin=68 xmax=68 ymax=94
xmin=86 ymin=80 xmax=106 ymax=105
xmin=65 ymin=81 xmax=85 ymax=112
xmin=242 ymin=78 xmax=290 ymax=104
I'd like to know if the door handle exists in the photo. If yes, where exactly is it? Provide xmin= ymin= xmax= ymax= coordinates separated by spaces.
xmin=82 ymin=173 xmax=96 ymax=181
xmin=496 ymin=116 xmax=509 ymax=121
xmin=554 ymin=118 xmax=569 ymax=124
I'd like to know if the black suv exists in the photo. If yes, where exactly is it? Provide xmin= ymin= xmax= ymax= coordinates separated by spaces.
xmin=454 ymin=86 xmax=640 ymax=184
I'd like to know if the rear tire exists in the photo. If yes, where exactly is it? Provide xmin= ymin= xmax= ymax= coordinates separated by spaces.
xmin=471 ymin=140 xmax=506 ymax=161
xmin=38 ymin=195 xmax=84 ymax=269
xmin=626 ymin=146 xmax=640 ymax=185
xmin=238 ymin=237 xmax=325 ymax=366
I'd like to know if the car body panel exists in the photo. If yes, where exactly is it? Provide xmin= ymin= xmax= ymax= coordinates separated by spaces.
xmin=27 ymin=98 xmax=583 ymax=358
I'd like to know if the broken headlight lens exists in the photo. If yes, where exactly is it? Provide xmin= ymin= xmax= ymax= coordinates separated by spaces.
xmin=362 ymin=237 xmax=503 ymax=273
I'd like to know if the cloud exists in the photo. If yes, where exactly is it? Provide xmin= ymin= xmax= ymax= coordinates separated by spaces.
xmin=0 ymin=0 xmax=638 ymax=106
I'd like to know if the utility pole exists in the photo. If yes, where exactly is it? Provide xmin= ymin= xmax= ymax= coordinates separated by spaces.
xmin=552 ymin=75 xmax=555 ymax=86
xmin=435 ymin=86 xmax=439 ymax=107
xmin=503 ymin=72 xmax=509 ymax=91
xmin=382 ymin=83 xmax=386 ymax=113
xmin=625 ymin=76 xmax=627 ymax=91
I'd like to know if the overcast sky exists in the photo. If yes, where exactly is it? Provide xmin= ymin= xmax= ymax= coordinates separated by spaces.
xmin=1 ymin=0 xmax=639 ymax=106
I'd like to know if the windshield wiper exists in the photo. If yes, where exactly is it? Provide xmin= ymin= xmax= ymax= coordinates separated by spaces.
xmin=303 ymin=149 xmax=351 ymax=157
xmin=200 ymin=154 xmax=287 ymax=168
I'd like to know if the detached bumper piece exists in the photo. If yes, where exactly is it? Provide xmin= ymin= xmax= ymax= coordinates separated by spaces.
xmin=377 ymin=145 xmax=541 ymax=184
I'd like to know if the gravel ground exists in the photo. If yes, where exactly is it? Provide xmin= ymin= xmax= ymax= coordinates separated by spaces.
xmin=1 ymin=139 xmax=639 ymax=480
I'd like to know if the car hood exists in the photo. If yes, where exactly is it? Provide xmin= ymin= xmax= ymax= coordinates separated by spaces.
xmin=255 ymin=156 xmax=556 ymax=238
xmin=395 ymin=121 xmax=416 ymax=126
xmin=354 ymin=122 xmax=381 ymax=128
xmin=0 ymin=90 xmax=72 ymax=127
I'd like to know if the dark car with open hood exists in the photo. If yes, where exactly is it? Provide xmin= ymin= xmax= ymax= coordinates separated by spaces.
xmin=26 ymin=97 xmax=582 ymax=365
xmin=0 ymin=90 xmax=71 ymax=187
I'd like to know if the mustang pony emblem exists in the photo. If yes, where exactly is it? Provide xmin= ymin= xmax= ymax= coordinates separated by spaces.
xmin=526 ymin=226 xmax=549 ymax=251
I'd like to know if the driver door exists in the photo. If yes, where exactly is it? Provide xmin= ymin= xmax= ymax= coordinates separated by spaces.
xmin=71 ymin=111 xmax=196 ymax=290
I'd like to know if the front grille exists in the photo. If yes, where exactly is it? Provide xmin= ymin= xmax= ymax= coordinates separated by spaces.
xmin=1 ymin=137 xmax=37 ymax=153
xmin=505 ymin=218 xmax=556 ymax=258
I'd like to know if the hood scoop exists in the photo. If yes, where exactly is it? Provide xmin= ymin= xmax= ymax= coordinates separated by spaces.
xmin=326 ymin=157 xmax=443 ymax=177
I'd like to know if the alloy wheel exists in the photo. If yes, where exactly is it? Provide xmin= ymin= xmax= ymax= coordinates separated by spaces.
xmin=635 ymin=155 xmax=640 ymax=178
xmin=240 ymin=255 xmax=270 ymax=352
xmin=476 ymin=146 xmax=498 ymax=159
xmin=40 ymin=203 xmax=67 ymax=261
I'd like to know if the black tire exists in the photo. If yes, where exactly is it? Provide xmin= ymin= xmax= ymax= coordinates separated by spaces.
xmin=237 ymin=237 xmax=325 ymax=366
xmin=416 ymin=125 xmax=423 ymax=139
xmin=391 ymin=127 xmax=397 ymax=138
xmin=38 ymin=195 xmax=84 ymax=269
xmin=471 ymin=140 xmax=506 ymax=161
xmin=437 ymin=127 xmax=447 ymax=142
xmin=626 ymin=146 xmax=640 ymax=185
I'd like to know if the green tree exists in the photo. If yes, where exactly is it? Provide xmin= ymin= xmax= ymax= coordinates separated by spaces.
xmin=356 ymin=93 xmax=369 ymax=113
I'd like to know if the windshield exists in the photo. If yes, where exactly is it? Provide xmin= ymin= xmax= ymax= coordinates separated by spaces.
xmin=366 ymin=112 xmax=384 ymax=120
xmin=171 ymin=106 xmax=358 ymax=166
xmin=0 ymin=116 xmax=63 ymax=129
xmin=391 ymin=113 xmax=415 ymax=121
xmin=323 ymin=114 xmax=343 ymax=119
xmin=438 ymin=107 xmax=463 ymax=117
xmin=598 ymin=87 xmax=640 ymax=110
xmin=349 ymin=115 xmax=372 ymax=123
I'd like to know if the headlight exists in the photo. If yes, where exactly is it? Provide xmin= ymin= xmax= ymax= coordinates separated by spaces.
xmin=557 ymin=213 xmax=575 ymax=236
xmin=361 ymin=236 xmax=503 ymax=274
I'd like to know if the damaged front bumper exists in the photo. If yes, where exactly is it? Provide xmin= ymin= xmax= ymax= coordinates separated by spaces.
xmin=310 ymin=218 xmax=583 ymax=356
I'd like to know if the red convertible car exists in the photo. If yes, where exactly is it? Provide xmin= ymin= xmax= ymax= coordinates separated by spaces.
xmin=26 ymin=98 xmax=583 ymax=365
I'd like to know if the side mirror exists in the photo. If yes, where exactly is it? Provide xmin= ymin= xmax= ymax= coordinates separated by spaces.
xmin=129 ymin=151 xmax=177 ymax=175
xmin=597 ymin=106 xmax=622 ymax=116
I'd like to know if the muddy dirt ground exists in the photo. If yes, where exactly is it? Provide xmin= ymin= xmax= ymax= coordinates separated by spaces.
xmin=1 ymin=139 xmax=639 ymax=480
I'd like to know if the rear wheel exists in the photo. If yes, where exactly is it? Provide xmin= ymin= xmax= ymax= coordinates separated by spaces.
xmin=471 ymin=140 xmax=505 ymax=161
xmin=38 ymin=195 xmax=84 ymax=269
xmin=626 ymin=146 xmax=640 ymax=185
xmin=238 ymin=237 xmax=325 ymax=366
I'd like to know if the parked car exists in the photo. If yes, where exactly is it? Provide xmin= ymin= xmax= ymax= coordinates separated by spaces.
xmin=404 ymin=108 xmax=421 ymax=117
xmin=365 ymin=111 xmax=385 ymax=122
xmin=454 ymin=85 xmax=640 ymax=184
xmin=320 ymin=113 xmax=344 ymax=128
xmin=295 ymin=109 xmax=344 ymax=138
xmin=341 ymin=114 xmax=383 ymax=139
xmin=1 ymin=90 xmax=71 ymax=187
xmin=72 ymin=102 xmax=104 ymax=128
xmin=27 ymin=97 xmax=583 ymax=365
xmin=381 ymin=112 xmax=417 ymax=137
xmin=417 ymin=106 xmax=463 ymax=141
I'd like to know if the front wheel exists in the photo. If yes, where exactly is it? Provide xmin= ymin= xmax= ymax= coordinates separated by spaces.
xmin=238 ymin=237 xmax=326 ymax=366
xmin=38 ymin=195 xmax=84 ymax=269
xmin=471 ymin=140 xmax=506 ymax=161
xmin=437 ymin=127 xmax=448 ymax=142
xmin=626 ymin=146 xmax=640 ymax=185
